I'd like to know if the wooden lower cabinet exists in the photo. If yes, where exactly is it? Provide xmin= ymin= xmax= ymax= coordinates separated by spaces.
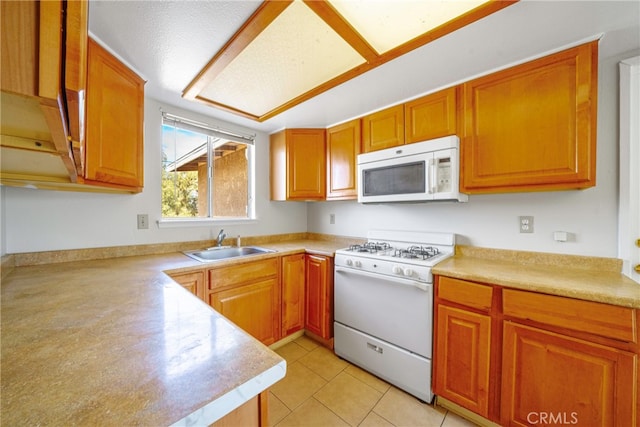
xmin=207 ymin=258 xmax=281 ymax=346
xmin=198 ymin=254 xmax=335 ymax=347
xmin=434 ymin=275 xmax=639 ymax=425
xmin=281 ymin=253 xmax=306 ymax=337
xmin=305 ymin=254 xmax=333 ymax=344
xmin=212 ymin=391 xmax=268 ymax=427
xmin=210 ymin=278 xmax=281 ymax=346
xmin=501 ymin=322 xmax=636 ymax=427
xmin=434 ymin=305 xmax=492 ymax=418
xmin=169 ymin=270 xmax=205 ymax=300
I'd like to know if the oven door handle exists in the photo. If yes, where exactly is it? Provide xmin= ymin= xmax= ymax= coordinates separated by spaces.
xmin=335 ymin=267 xmax=430 ymax=292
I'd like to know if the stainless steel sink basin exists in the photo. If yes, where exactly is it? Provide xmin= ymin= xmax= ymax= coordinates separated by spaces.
xmin=183 ymin=246 xmax=275 ymax=262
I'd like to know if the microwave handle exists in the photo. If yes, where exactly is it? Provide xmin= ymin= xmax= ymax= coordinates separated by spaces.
xmin=428 ymin=158 xmax=437 ymax=194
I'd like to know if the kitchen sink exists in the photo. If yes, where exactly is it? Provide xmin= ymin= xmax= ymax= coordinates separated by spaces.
xmin=183 ymin=246 xmax=275 ymax=262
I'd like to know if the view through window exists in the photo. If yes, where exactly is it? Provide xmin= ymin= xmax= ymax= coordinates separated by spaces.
xmin=161 ymin=114 xmax=255 ymax=220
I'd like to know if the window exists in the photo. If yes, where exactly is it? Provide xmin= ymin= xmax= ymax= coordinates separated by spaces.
xmin=161 ymin=113 xmax=255 ymax=220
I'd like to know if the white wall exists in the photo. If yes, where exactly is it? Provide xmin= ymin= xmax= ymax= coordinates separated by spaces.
xmin=2 ymin=48 xmax=636 ymax=257
xmin=1 ymin=186 xmax=6 ymax=256
xmin=2 ymin=99 xmax=307 ymax=254
xmin=307 ymin=49 xmax=640 ymax=258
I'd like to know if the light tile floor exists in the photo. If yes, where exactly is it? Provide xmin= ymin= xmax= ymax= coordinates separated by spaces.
xmin=269 ymin=336 xmax=477 ymax=427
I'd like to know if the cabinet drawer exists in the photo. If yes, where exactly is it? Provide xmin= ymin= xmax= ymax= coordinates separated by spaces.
xmin=503 ymin=289 xmax=636 ymax=343
xmin=437 ymin=276 xmax=493 ymax=312
xmin=208 ymin=258 xmax=279 ymax=290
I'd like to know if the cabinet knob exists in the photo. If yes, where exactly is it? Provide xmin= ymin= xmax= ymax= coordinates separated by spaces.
xmin=635 ymin=264 xmax=640 ymax=273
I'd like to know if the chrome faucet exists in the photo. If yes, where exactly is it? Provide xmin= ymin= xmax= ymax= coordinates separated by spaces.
xmin=216 ymin=229 xmax=226 ymax=247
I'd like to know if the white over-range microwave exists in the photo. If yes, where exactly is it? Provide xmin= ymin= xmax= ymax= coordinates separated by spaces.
xmin=357 ymin=135 xmax=468 ymax=204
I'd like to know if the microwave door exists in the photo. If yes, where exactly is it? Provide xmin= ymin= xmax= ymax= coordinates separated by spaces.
xmin=358 ymin=154 xmax=431 ymax=203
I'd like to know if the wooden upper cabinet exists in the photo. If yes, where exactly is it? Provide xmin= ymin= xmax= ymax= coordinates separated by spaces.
xmin=326 ymin=119 xmax=361 ymax=200
xmin=65 ymin=0 xmax=89 ymax=173
xmin=405 ymin=86 xmax=459 ymax=144
xmin=85 ymin=38 xmax=145 ymax=191
xmin=270 ymin=128 xmax=326 ymax=201
xmin=461 ymin=41 xmax=598 ymax=193
xmin=1 ymin=1 xmax=45 ymax=96
xmin=362 ymin=104 xmax=404 ymax=152
xmin=0 ymin=0 xmax=86 ymax=181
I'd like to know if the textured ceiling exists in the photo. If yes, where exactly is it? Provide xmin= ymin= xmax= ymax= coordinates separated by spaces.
xmin=88 ymin=0 xmax=640 ymax=134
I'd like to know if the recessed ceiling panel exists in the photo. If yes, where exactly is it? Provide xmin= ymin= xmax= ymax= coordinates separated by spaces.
xmin=198 ymin=1 xmax=366 ymax=117
xmin=184 ymin=0 xmax=516 ymax=121
xmin=330 ymin=0 xmax=490 ymax=54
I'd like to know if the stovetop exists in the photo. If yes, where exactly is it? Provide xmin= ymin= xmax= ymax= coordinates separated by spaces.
xmin=335 ymin=230 xmax=457 ymax=275
xmin=345 ymin=242 xmax=442 ymax=261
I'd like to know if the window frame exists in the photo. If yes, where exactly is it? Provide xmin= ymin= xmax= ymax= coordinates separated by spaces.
xmin=158 ymin=112 xmax=257 ymax=227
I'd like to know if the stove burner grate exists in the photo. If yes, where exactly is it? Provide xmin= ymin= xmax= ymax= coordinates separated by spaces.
xmin=393 ymin=246 xmax=440 ymax=260
xmin=348 ymin=242 xmax=392 ymax=253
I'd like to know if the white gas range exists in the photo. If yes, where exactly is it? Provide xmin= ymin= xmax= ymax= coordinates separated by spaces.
xmin=333 ymin=230 xmax=456 ymax=403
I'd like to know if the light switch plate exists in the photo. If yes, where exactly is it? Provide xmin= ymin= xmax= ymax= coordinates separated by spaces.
xmin=137 ymin=214 xmax=149 ymax=229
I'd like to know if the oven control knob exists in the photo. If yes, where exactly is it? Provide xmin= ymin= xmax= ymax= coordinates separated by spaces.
xmin=354 ymin=260 xmax=362 ymax=268
xmin=345 ymin=259 xmax=353 ymax=266
xmin=403 ymin=268 xmax=414 ymax=277
xmin=392 ymin=265 xmax=403 ymax=275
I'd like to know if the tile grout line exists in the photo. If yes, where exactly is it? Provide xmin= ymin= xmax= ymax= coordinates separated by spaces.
xmin=273 ymin=338 xmax=464 ymax=427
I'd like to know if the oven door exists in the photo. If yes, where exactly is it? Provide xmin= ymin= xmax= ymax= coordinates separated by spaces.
xmin=334 ymin=266 xmax=433 ymax=358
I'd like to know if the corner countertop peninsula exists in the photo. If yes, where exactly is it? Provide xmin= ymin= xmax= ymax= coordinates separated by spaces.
xmin=0 ymin=251 xmax=289 ymax=426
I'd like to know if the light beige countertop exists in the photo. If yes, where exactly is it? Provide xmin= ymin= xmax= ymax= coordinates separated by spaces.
xmin=0 ymin=237 xmax=350 ymax=425
xmin=3 ymin=235 xmax=638 ymax=425
xmin=432 ymin=245 xmax=640 ymax=309
xmin=0 ymin=252 xmax=287 ymax=426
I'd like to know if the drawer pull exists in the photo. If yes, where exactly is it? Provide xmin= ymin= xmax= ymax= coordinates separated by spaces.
xmin=367 ymin=343 xmax=383 ymax=354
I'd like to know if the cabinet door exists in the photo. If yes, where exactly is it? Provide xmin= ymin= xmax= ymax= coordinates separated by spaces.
xmin=305 ymin=255 xmax=333 ymax=340
xmin=210 ymin=278 xmax=281 ymax=346
xmin=434 ymin=304 xmax=492 ymax=418
xmin=281 ymin=254 xmax=306 ymax=337
xmin=405 ymin=87 xmax=458 ymax=144
xmin=462 ymin=41 xmax=597 ymax=193
xmin=85 ymin=38 xmax=144 ymax=190
xmin=1 ymin=1 xmax=41 ymax=96
xmin=170 ymin=271 xmax=205 ymax=301
xmin=270 ymin=129 xmax=326 ymax=200
xmin=326 ymin=119 xmax=360 ymax=200
xmin=288 ymin=129 xmax=326 ymax=200
xmin=362 ymin=105 xmax=404 ymax=152
xmin=502 ymin=322 xmax=636 ymax=427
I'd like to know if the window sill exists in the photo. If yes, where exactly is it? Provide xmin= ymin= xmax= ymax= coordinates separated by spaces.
xmin=157 ymin=218 xmax=258 ymax=228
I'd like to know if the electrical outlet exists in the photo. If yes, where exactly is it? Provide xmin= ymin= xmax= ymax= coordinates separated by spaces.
xmin=519 ymin=216 xmax=534 ymax=233
xmin=137 ymin=214 xmax=149 ymax=229
xmin=329 ymin=213 xmax=335 ymax=225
